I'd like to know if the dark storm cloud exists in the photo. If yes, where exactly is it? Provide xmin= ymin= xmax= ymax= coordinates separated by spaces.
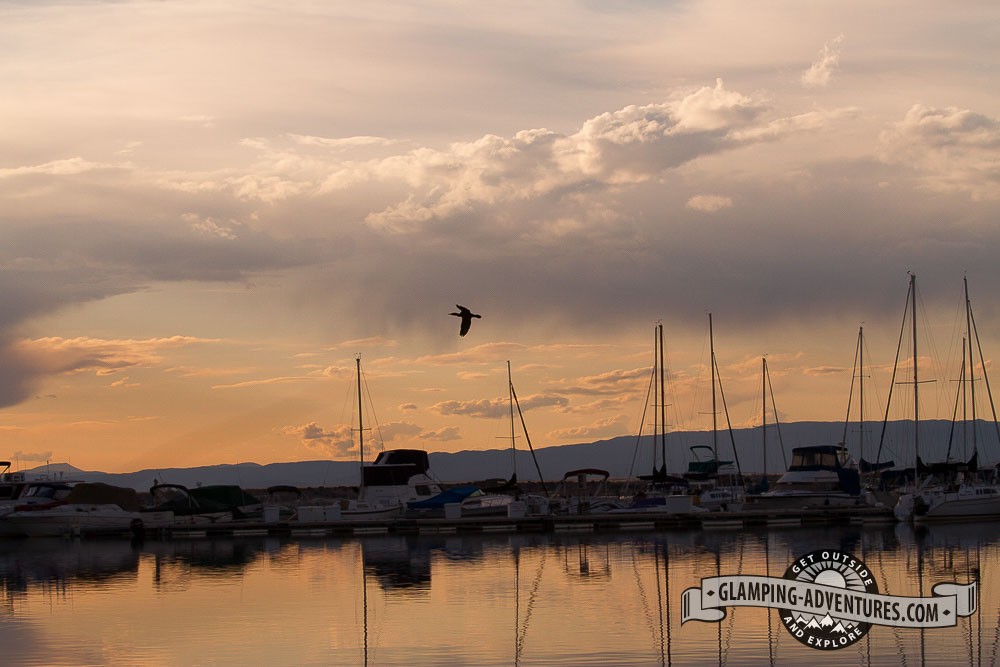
xmin=0 ymin=215 xmax=329 ymax=408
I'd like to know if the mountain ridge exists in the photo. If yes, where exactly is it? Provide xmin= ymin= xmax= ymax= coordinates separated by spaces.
xmin=13 ymin=419 xmax=995 ymax=491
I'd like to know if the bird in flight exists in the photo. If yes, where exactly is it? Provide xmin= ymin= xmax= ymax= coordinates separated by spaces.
xmin=450 ymin=304 xmax=481 ymax=336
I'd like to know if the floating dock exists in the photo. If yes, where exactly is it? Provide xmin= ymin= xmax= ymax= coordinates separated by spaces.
xmin=153 ymin=504 xmax=895 ymax=540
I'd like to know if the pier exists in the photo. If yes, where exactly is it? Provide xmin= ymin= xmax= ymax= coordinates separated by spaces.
xmin=152 ymin=504 xmax=895 ymax=540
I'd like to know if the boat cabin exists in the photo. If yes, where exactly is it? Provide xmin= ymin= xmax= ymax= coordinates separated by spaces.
xmin=787 ymin=445 xmax=853 ymax=471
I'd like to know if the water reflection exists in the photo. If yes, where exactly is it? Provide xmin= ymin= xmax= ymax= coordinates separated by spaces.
xmin=0 ymin=538 xmax=140 ymax=599
xmin=0 ymin=523 xmax=994 ymax=666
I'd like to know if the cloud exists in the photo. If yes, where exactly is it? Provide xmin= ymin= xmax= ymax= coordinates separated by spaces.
xmin=547 ymin=414 xmax=630 ymax=440
xmin=15 ymin=336 xmax=208 ymax=376
xmin=283 ymin=417 xmax=426 ymax=458
xmin=418 ymin=426 xmax=462 ymax=442
xmin=212 ymin=376 xmax=315 ymax=390
xmin=431 ymin=392 xmax=568 ymax=418
xmin=183 ymin=213 xmax=243 ymax=240
xmin=432 ymin=397 xmax=506 ymax=419
xmin=288 ymin=134 xmax=405 ymax=151
xmin=0 ymin=157 xmax=115 ymax=179
xmin=550 ymin=366 xmax=650 ymax=396
xmin=283 ymin=421 xmax=355 ymax=457
xmin=10 ymin=451 xmax=53 ymax=464
xmin=804 ymin=365 xmax=850 ymax=377
xmin=802 ymin=35 xmax=845 ymax=88
xmin=372 ymin=421 xmax=424 ymax=443
xmin=109 ymin=376 xmax=140 ymax=389
xmin=558 ymin=396 xmax=634 ymax=414
xmin=686 ymin=195 xmax=733 ymax=212
xmin=879 ymin=104 xmax=1000 ymax=200
xmin=0 ymin=336 xmax=210 ymax=409
xmin=361 ymin=80 xmax=772 ymax=239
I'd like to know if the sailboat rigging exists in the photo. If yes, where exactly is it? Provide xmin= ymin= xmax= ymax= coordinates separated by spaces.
xmin=747 ymin=335 xmax=867 ymax=509
xmin=844 ymin=325 xmax=896 ymax=475
xmin=752 ymin=356 xmax=788 ymax=493
xmin=335 ymin=356 xmax=443 ymax=521
xmin=633 ymin=322 xmax=686 ymax=486
xmin=894 ymin=275 xmax=1000 ymax=521
xmin=618 ymin=322 xmax=694 ymax=514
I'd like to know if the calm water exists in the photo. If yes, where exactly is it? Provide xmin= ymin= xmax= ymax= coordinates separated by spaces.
xmin=0 ymin=523 xmax=994 ymax=666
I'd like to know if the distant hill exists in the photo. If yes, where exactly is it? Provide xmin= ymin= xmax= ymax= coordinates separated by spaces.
xmin=17 ymin=420 xmax=997 ymax=492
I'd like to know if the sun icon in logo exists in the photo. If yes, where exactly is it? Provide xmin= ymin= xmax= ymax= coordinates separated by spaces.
xmin=779 ymin=550 xmax=879 ymax=650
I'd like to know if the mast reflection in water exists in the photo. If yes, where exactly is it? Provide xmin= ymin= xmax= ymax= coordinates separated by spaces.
xmin=0 ymin=524 xmax=994 ymax=666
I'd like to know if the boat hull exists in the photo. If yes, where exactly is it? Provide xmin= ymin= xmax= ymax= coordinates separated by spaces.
xmin=745 ymin=493 xmax=867 ymax=511
xmin=916 ymin=494 xmax=1000 ymax=522
xmin=1 ymin=505 xmax=146 ymax=537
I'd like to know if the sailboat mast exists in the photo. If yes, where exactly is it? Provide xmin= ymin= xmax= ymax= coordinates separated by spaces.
xmin=859 ymin=326 xmax=865 ymax=465
xmin=508 ymin=360 xmax=517 ymax=473
xmin=761 ymin=357 xmax=767 ymax=478
xmin=847 ymin=325 xmax=868 ymax=466
xmin=658 ymin=322 xmax=666 ymax=472
xmin=356 ymin=355 xmax=365 ymax=486
xmin=910 ymin=273 xmax=920 ymax=469
xmin=965 ymin=276 xmax=978 ymax=453
xmin=710 ymin=313 xmax=718 ymax=460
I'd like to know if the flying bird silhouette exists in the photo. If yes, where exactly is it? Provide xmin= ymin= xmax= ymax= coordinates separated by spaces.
xmin=450 ymin=304 xmax=481 ymax=336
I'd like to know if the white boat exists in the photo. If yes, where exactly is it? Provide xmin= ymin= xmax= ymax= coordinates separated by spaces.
xmin=747 ymin=444 xmax=867 ymax=510
xmin=331 ymin=357 xmax=442 ymax=522
xmin=0 ymin=462 xmax=81 ymax=513
xmin=897 ymin=478 xmax=1000 ymax=522
xmin=0 ymin=482 xmax=157 ymax=537
xmin=0 ymin=476 xmax=84 ymax=537
xmin=694 ymin=484 xmax=744 ymax=511
xmin=406 ymin=361 xmax=552 ymax=519
xmin=555 ymin=468 xmax=628 ymax=514
xmin=335 ymin=448 xmax=443 ymax=521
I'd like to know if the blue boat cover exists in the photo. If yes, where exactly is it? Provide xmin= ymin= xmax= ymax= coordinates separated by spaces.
xmin=407 ymin=486 xmax=480 ymax=509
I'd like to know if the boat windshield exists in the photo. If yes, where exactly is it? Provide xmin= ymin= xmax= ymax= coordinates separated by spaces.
xmin=791 ymin=449 xmax=842 ymax=469
xmin=19 ymin=484 xmax=72 ymax=500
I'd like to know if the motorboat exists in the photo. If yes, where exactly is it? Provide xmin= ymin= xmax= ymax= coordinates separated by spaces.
xmin=333 ymin=448 xmax=443 ymax=521
xmin=0 ymin=479 xmax=83 ymax=536
xmin=553 ymin=469 xmax=628 ymax=514
xmin=0 ymin=461 xmax=81 ymax=513
xmin=746 ymin=444 xmax=866 ymax=509
xmin=146 ymin=483 xmax=263 ymax=524
xmin=322 ymin=357 xmax=444 ymax=522
xmin=0 ymin=482 xmax=163 ymax=537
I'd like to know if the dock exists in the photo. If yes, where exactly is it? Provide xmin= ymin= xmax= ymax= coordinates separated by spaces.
xmin=152 ymin=504 xmax=895 ymax=540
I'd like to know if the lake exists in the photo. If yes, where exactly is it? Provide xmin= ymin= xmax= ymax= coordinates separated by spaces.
xmin=0 ymin=522 xmax=993 ymax=665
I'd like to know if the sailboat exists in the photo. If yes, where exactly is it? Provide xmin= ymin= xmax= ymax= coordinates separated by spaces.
xmin=746 ymin=339 xmax=867 ymax=510
xmin=684 ymin=314 xmax=744 ymax=511
xmin=895 ymin=276 xmax=1000 ymax=522
xmin=408 ymin=361 xmax=550 ymax=517
xmin=335 ymin=356 xmax=443 ymax=521
xmin=618 ymin=322 xmax=694 ymax=514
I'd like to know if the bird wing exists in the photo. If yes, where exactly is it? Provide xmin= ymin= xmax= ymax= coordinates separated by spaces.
xmin=459 ymin=317 xmax=472 ymax=336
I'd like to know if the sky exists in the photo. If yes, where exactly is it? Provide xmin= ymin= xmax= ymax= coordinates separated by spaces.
xmin=1 ymin=1 xmax=999 ymax=473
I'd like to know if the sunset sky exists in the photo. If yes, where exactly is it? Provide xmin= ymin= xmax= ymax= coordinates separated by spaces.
xmin=2 ymin=1 xmax=999 ymax=473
